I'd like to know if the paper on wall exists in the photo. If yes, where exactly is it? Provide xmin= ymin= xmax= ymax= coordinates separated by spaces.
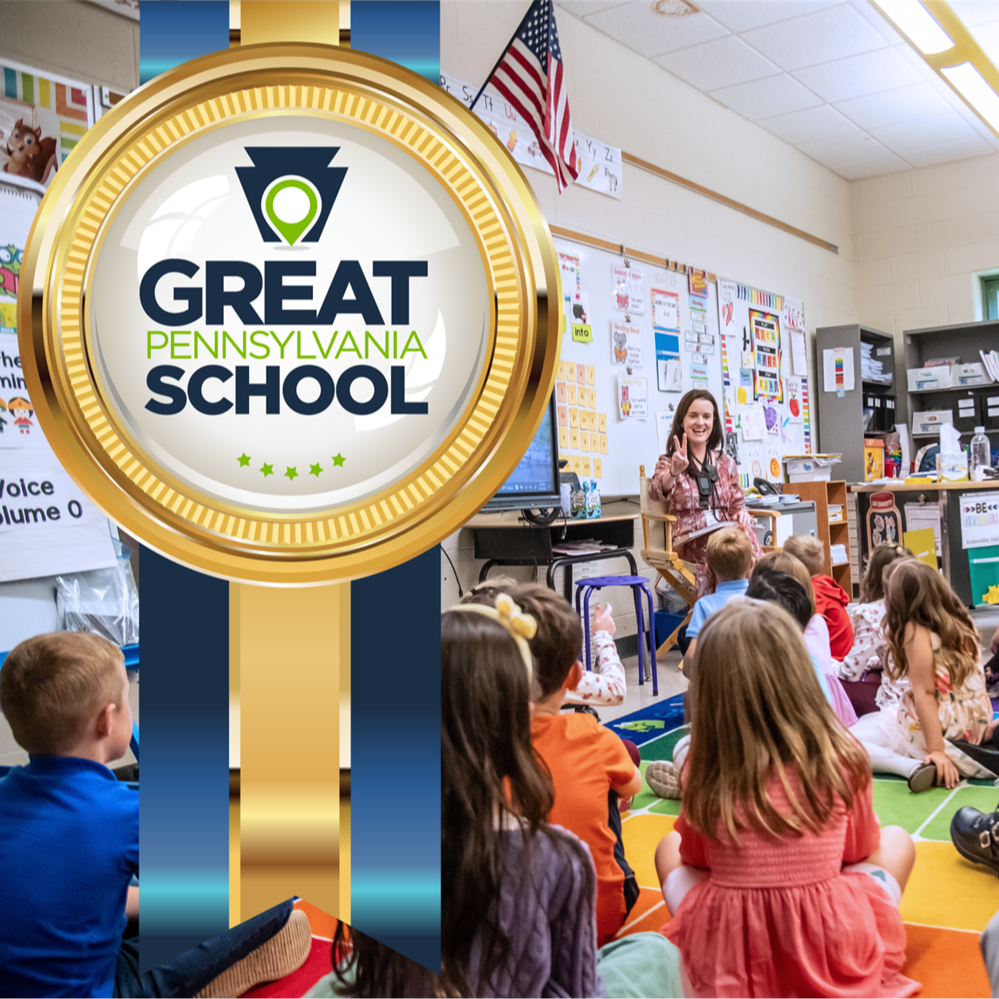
xmin=617 ymin=376 xmax=648 ymax=420
xmin=718 ymin=279 xmax=736 ymax=328
xmin=790 ymin=330 xmax=807 ymax=376
xmin=611 ymin=320 xmax=642 ymax=367
xmin=823 ymin=347 xmax=855 ymax=393
xmin=786 ymin=377 xmax=804 ymax=423
xmin=0 ymin=452 xmax=118 ymax=582
xmin=626 ymin=269 xmax=645 ymax=313
xmin=783 ymin=298 xmax=804 ymax=330
xmin=656 ymin=409 xmax=674 ymax=456
xmin=765 ymin=444 xmax=783 ymax=483
xmin=651 ymin=288 xmax=679 ymax=331
xmin=740 ymin=403 xmax=764 ymax=441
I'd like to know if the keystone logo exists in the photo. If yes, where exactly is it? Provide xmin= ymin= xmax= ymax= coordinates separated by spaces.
xmin=234 ymin=147 xmax=347 ymax=246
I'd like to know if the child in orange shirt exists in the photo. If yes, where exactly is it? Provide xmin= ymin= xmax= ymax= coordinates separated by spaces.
xmin=514 ymin=584 xmax=643 ymax=947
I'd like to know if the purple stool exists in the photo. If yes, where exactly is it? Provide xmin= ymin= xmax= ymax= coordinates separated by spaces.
xmin=574 ymin=575 xmax=658 ymax=696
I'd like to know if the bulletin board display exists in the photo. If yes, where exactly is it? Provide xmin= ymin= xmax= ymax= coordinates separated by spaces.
xmin=716 ymin=279 xmax=812 ymax=488
xmin=552 ymin=236 xmax=724 ymax=497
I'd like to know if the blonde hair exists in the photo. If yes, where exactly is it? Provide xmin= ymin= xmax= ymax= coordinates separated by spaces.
xmin=883 ymin=560 xmax=979 ymax=689
xmin=706 ymin=527 xmax=753 ymax=581
xmin=683 ymin=601 xmax=869 ymax=844
xmin=783 ymin=534 xmax=825 ymax=576
xmin=0 ymin=632 xmax=125 ymax=755
xmin=753 ymin=551 xmax=816 ymax=616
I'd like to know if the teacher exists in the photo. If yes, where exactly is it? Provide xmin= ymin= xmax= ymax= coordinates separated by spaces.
xmin=649 ymin=388 xmax=762 ymax=596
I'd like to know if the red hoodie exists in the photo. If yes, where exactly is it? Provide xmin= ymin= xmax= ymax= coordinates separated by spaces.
xmin=811 ymin=574 xmax=854 ymax=661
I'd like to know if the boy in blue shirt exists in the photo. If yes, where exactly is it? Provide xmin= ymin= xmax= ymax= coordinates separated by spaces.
xmin=684 ymin=527 xmax=753 ymax=664
xmin=0 ymin=632 xmax=310 ymax=998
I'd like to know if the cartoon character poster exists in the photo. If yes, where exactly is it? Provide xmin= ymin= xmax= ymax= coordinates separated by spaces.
xmin=0 ymin=61 xmax=93 ymax=190
xmin=617 ymin=376 xmax=648 ymax=420
xmin=750 ymin=308 xmax=782 ymax=402
xmin=610 ymin=320 xmax=641 ymax=367
xmin=867 ymin=492 xmax=902 ymax=551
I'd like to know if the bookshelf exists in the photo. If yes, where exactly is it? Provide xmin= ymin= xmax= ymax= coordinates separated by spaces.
xmin=783 ymin=480 xmax=853 ymax=595
xmin=815 ymin=324 xmax=896 ymax=484
xmin=903 ymin=320 xmax=999 ymax=459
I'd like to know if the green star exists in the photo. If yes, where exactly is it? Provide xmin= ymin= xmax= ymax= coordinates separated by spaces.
xmin=260 ymin=463 xmax=274 ymax=477
xmin=332 ymin=452 xmax=346 ymax=467
xmin=237 ymin=452 xmax=251 ymax=467
xmin=285 ymin=466 xmax=299 ymax=481
xmin=309 ymin=463 xmax=323 ymax=477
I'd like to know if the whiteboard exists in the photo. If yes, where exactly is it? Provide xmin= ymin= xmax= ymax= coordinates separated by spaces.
xmin=553 ymin=237 xmax=724 ymax=496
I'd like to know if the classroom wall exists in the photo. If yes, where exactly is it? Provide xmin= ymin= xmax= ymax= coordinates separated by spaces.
xmin=0 ymin=1 xmax=139 ymax=92
xmin=440 ymin=0 xmax=863 ymax=629
xmin=852 ymin=154 xmax=999 ymax=344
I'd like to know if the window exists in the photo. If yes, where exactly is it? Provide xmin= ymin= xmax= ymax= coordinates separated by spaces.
xmin=984 ymin=275 xmax=999 ymax=320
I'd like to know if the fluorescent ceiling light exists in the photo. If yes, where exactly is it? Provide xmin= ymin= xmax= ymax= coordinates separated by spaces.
xmin=870 ymin=0 xmax=954 ymax=54
xmin=942 ymin=62 xmax=999 ymax=132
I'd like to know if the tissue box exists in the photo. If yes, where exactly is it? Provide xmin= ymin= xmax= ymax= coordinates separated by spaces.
xmin=939 ymin=451 xmax=968 ymax=482
xmin=912 ymin=410 xmax=953 ymax=435
xmin=908 ymin=366 xmax=952 ymax=391
xmin=864 ymin=438 xmax=884 ymax=481
xmin=953 ymin=362 xmax=989 ymax=386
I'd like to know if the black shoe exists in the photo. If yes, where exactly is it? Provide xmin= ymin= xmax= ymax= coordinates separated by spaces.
xmin=950 ymin=806 xmax=999 ymax=876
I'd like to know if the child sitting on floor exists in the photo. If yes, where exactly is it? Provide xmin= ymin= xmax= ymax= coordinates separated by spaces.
xmin=512 ymin=584 xmax=643 ymax=947
xmin=752 ymin=553 xmax=856 ymax=727
xmin=433 ymin=595 xmax=681 ymax=997
xmin=851 ymin=559 xmax=995 ymax=792
xmin=784 ymin=533 xmax=854 ymax=661
xmin=0 ymin=632 xmax=310 ymax=998
xmin=683 ymin=526 xmax=753 ymax=664
xmin=654 ymin=600 xmax=918 ymax=998
xmin=838 ymin=544 xmax=914 ymax=715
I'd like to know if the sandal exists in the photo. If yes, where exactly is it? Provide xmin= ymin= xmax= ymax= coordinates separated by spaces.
xmin=646 ymin=760 xmax=682 ymax=799
xmin=907 ymin=762 xmax=937 ymax=793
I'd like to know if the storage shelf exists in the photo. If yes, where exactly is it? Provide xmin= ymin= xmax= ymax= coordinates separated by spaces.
xmin=909 ymin=385 xmax=996 ymax=394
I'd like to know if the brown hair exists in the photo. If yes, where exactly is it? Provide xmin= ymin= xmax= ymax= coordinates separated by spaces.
xmin=706 ymin=527 xmax=753 ymax=582
xmin=683 ymin=601 xmax=869 ymax=844
xmin=859 ymin=544 xmax=914 ymax=605
xmin=783 ymin=534 xmax=825 ymax=576
xmin=664 ymin=389 xmax=723 ymax=462
xmin=0 ymin=632 xmax=125 ymax=755
xmin=883 ymin=560 xmax=979 ymax=689
xmin=753 ymin=551 xmax=816 ymax=616
xmin=509 ymin=584 xmax=583 ymax=699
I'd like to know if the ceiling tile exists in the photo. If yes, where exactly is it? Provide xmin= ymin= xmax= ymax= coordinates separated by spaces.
xmin=581 ymin=1 xmax=728 ymax=57
xmin=554 ymin=0 xmax=631 ymax=15
xmin=833 ymin=153 xmax=911 ymax=180
xmin=790 ymin=48 xmax=923 ymax=103
xmin=833 ymin=83 xmax=952 ymax=130
xmin=869 ymin=114 xmax=981 ymax=155
xmin=652 ymin=35 xmax=780 ymax=90
xmin=796 ymin=131 xmax=893 ymax=163
xmin=693 ymin=0 xmax=840 ymax=34
xmin=709 ymin=74 xmax=824 ymax=119
xmin=741 ymin=5 xmax=890 ymax=72
xmin=902 ymin=137 xmax=996 ymax=168
xmin=951 ymin=1 xmax=999 ymax=28
xmin=850 ymin=0 xmax=909 ymax=45
xmin=756 ymin=104 xmax=860 ymax=144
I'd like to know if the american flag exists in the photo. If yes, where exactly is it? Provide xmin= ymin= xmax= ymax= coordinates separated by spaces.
xmin=472 ymin=0 xmax=580 ymax=192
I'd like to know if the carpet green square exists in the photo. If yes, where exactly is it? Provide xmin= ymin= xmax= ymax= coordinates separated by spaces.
xmin=872 ymin=778 xmax=950 ymax=833
xmin=922 ymin=785 xmax=999 ymax=842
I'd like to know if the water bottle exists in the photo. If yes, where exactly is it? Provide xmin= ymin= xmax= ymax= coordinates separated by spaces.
xmin=971 ymin=427 xmax=991 ymax=477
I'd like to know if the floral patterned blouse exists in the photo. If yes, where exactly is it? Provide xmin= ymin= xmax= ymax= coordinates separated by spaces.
xmin=649 ymin=449 xmax=762 ymax=596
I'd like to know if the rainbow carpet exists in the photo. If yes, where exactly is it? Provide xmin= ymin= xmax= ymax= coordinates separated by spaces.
xmin=611 ymin=705 xmax=999 ymax=998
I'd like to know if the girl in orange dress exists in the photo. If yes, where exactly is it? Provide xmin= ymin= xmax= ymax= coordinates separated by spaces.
xmin=654 ymin=599 xmax=919 ymax=998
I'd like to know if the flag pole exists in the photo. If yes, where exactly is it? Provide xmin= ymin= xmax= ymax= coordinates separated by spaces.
xmin=470 ymin=0 xmax=540 ymax=110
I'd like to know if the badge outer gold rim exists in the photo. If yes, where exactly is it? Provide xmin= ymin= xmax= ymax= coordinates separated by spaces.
xmin=18 ymin=45 xmax=561 ymax=585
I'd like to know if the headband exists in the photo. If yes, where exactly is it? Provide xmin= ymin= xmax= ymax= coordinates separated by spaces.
xmin=449 ymin=593 xmax=537 ymax=679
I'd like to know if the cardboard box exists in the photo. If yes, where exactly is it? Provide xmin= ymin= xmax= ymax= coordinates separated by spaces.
xmin=912 ymin=410 xmax=953 ymax=435
xmin=786 ymin=458 xmax=833 ymax=482
xmin=864 ymin=438 xmax=884 ymax=481
xmin=953 ymin=362 xmax=989 ymax=386
xmin=907 ymin=366 xmax=952 ymax=391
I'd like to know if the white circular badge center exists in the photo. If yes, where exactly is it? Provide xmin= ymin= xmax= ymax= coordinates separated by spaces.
xmin=88 ymin=116 xmax=491 ymax=514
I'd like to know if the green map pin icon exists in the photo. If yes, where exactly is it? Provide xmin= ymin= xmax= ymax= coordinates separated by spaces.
xmin=263 ymin=178 xmax=320 ymax=246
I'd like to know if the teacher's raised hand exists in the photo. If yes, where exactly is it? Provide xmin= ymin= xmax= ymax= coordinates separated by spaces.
xmin=670 ymin=434 xmax=689 ymax=477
